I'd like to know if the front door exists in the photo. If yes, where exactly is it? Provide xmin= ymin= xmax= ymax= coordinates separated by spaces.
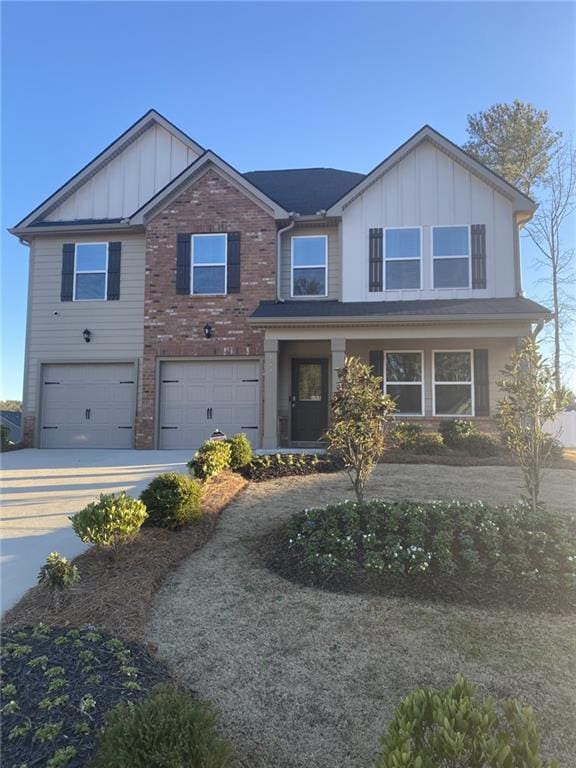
xmin=291 ymin=359 xmax=328 ymax=442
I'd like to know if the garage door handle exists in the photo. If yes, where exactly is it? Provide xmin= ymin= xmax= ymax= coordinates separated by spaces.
xmin=85 ymin=408 xmax=91 ymax=420
xmin=207 ymin=407 xmax=213 ymax=420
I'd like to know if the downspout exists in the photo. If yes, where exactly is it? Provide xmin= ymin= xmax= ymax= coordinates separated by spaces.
xmin=276 ymin=215 xmax=297 ymax=303
xmin=531 ymin=318 xmax=546 ymax=339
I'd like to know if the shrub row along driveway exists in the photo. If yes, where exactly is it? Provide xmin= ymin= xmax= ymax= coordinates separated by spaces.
xmin=148 ymin=464 xmax=576 ymax=768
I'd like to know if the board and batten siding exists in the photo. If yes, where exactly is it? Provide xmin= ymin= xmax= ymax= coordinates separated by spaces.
xmin=279 ymin=222 xmax=340 ymax=301
xmin=24 ymin=235 xmax=145 ymax=429
xmin=341 ymin=139 xmax=516 ymax=302
xmin=45 ymin=124 xmax=202 ymax=222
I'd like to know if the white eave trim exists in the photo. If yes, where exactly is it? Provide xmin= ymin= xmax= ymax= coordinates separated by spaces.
xmin=248 ymin=312 xmax=552 ymax=327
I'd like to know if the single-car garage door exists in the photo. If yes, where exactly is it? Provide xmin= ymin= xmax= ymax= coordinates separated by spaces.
xmin=41 ymin=364 xmax=136 ymax=449
xmin=159 ymin=360 xmax=261 ymax=449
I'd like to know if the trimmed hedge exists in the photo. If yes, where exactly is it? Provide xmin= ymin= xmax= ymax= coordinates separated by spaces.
xmin=226 ymin=433 xmax=253 ymax=471
xmin=140 ymin=473 xmax=203 ymax=530
xmin=439 ymin=419 xmax=478 ymax=446
xmin=70 ymin=493 xmax=147 ymax=552
xmin=188 ymin=441 xmax=232 ymax=480
xmin=279 ymin=499 xmax=576 ymax=609
xmin=239 ymin=453 xmax=341 ymax=482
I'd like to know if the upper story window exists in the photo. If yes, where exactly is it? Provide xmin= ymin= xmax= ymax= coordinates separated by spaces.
xmin=433 ymin=350 xmax=473 ymax=415
xmin=385 ymin=351 xmax=423 ymax=415
xmin=291 ymin=236 xmax=327 ymax=297
xmin=191 ymin=234 xmax=227 ymax=295
xmin=385 ymin=228 xmax=421 ymax=290
xmin=74 ymin=243 xmax=108 ymax=301
xmin=432 ymin=226 xmax=470 ymax=288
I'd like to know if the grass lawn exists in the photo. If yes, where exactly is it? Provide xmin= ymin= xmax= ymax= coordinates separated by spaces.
xmin=148 ymin=464 xmax=576 ymax=768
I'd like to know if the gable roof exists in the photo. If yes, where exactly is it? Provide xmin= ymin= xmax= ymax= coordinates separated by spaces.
xmin=243 ymin=168 xmax=365 ymax=215
xmin=326 ymin=125 xmax=537 ymax=216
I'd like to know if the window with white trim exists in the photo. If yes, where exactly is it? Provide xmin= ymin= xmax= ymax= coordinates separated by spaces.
xmin=74 ymin=243 xmax=108 ymax=301
xmin=191 ymin=234 xmax=227 ymax=295
xmin=385 ymin=351 xmax=423 ymax=415
xmin=291 ymin=236 xmax=327 ymax=296
xmin=385 ymin=228 xmax=421 ymax=289
xmin=433 ymin=350 xmax=474 ymax=415
xmin=432 ymin=226 xmax=471 ymax=288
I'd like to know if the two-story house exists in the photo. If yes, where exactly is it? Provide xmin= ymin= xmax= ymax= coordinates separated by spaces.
xmin=10 ymin=110 xmax=550 ymax=450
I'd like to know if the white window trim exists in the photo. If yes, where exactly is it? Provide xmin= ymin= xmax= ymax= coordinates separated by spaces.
xmin=431 ymin=225 xmax=472 ymax=289
xmin=191 ymin=233 xmax=228 ymax=296
xmin=384 ymin=350 xmax=424 ymax=416
xmin=383 ymin=226 xmax=422 ymax=291
xmin=290 ymin=235 xmax=328 ymax=298
xmin=73 ymin=242 xmax=108 ymax=302
xmin=432 ymin=349 xmax=475 ymax=417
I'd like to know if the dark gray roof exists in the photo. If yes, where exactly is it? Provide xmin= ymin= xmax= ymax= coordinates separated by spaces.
xmin=243 ymin=168 xmax=365 ymax=215
xmin=1 ymin=411 xmax=22 ymax=427
xmin=251 ymin=297 xmax=552 ymax=321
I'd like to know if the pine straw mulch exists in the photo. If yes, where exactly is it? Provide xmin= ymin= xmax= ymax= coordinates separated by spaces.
xmin=379 ymin=448 xmax=576 ymax=469
xmin=2 ymin=471 xmax=247 ymax=645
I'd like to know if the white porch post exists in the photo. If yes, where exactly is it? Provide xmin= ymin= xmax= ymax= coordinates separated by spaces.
xmin=262 ymin=338 xmax=279 ymax=449
xmin=330 ymin=337 xmax=347 ymax=395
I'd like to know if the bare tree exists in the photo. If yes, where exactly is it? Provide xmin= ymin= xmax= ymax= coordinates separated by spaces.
xmin=526 ymin=138 xmax=576 ymax=396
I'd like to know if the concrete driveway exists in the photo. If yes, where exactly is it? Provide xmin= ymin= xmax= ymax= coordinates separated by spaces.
xmin=0 ymin=449 xmax=191 ymax=614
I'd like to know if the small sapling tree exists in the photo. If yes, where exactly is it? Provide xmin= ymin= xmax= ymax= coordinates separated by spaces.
xmin=37 ymin=552 xmax=80 ymax=609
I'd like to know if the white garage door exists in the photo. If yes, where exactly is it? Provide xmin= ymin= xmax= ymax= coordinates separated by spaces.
xmin=159 ymin=360 xmax=261 ymax=449
xmin=41 ymin=364 xmax=136 ymax=449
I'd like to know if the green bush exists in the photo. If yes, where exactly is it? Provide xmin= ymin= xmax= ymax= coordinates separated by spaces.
xmin=140 ymin=473 xmax=203 ymax=530
xmin=390 ymin=422 xmax=424 ymax=450
xmin=1 ymin=423 xmax=10 ymax=448
xmin=544 ymin=435 xmax=564 ymax=462
xmin=282 ymin=499 xmax=576 ymax=608
xmin=70 ymin=492 xmax=147 ymax=553
xmin=226 ymin=433 xmax=253 ymax=471
xmin=240 ymin=453 xmax=341 ymax=482
xmin=457 ymin=432 xmax=501 ymax=457
xmin=90 ymin=684 xmax=233 ymax=768
xmin=188 ymin=441 xmax=232 ymax=480
xmin=439 ymin=418 xmax=479 ymax=446
xmin=375 ymin=675 xmax=558 ymax=768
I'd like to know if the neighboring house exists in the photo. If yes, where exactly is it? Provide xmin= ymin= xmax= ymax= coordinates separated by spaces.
xmin=10 ymin=110 xmax=551 ymax=450
xmin=1 ymin=411 xmax=22 ymax=444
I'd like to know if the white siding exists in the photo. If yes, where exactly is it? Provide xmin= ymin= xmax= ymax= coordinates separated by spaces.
xmin=45 ymin=124 xmax=201 ymax=221
xmin=24 ymin=234 xmax=145 ymax=431
xmin=341 ymin=139 xmax=517 ymax=302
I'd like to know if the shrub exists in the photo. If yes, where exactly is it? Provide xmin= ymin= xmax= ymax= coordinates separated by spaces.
xmin=240 ymin=453 xmax=340 ymax=482
xmin=544 ymin=435 xmax=564 ymax=462
xmin=375 ymin=674 xmax=559 ymax=768
xmin=188 ymin=441 xmax=231 ymax=480
xmin=140 ymin=473 xmax=202 ymax=530
xmin=226 ymin=433 xmax=253 ymax=471
xmin=90 ymin=684 xmax=233 ymax=768
xmin=1 ymin=423 xmax=10 ymax=448
xmin=457 ymin=432 xmax=501 ymax=457
xmin=391 ymin=424 xmax=445 ymax=454
xmin=281 ymin=499 xmax=576 ymax=609
xmin=438 ymin=418 xmax=479 ymax=446
xmin=70 ymin=492 xmax=147 ymax=554
xmin=37 ymin=552 xmax=80 ymax=608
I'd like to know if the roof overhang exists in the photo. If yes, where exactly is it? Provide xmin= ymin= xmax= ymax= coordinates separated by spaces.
xmin=249 ymin=312 xmax=552 ymax=328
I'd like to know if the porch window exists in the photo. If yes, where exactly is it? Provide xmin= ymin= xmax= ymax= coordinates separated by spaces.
xmin=432 ymin=226 xmax=470 ymax=288
xmin=74 ymin=243 xmax=108 ymax=300
xmin=191 ymin=234 xmax=227 ymax=295
xmin=433 ymin=350 xmax=474 ymax=415
xmin=385 ymin=351 xmax=423 ymax=415
xmin=291 ymin=236 xmax=327 ymax=296
xmin=384 ymin=228 xmax=421 ymax=289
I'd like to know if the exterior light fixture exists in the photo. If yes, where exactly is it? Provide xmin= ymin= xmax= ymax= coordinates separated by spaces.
xmin=82 ymin=328 xmax=92 ymax=343
xmin=203 ymin=323 xmax=213 ymax=339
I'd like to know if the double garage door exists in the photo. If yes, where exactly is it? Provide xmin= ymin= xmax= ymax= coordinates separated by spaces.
xmin=41 ymin=364 xmax=136 ymax=449
xmin=159 ymin=360 xmax=261 ymax=449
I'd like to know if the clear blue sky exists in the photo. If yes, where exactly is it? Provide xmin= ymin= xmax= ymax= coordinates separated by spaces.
xmin=2 ymin=1 xmax=575 ymax=399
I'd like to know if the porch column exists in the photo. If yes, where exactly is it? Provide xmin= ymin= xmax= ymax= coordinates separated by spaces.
xmin=262 ymin=337 xmax=279 ymax=449
xmin=330 ymin=337 xmax=347 ymax=395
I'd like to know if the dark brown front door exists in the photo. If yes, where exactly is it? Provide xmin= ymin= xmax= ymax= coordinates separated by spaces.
xmin=291 ymin=359 xmax=329 ymax=442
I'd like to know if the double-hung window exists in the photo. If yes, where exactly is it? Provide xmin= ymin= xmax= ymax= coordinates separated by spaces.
xmin=291 ymin=236 xmax=327 ymax=297
xmin=74 ymin=243 xmax=108 ymax=301
xmin=432 ymin=226 xmax=471 ymax=288
xmin=191 ymin=234 xmax=227 ymax=295
xmin=384 ymin=351 xmax=423 ymax=415
xmin=433 ymin=350 xmax=474 ymax=415
xmin=384 ymin=228 xmax=421 ymax=290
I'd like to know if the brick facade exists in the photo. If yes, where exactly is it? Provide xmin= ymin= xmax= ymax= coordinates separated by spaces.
xmin=135 ymin=168 xmax=277 ymax=448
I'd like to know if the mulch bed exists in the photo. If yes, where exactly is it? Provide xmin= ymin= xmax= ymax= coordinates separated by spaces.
xmin=3 ymin=471 xmax=247 ymax=643
xmin=1 ymin=625 xmax=168 ymax=768
xmin=379 ymin=448 xmax=576 ymax=470
xmin=263 ymin=525 xmax=576 ymax=614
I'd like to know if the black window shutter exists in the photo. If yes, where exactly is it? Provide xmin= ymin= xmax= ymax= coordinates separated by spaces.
xmin=227 ymin=231 xmax=241 ymax=294
xmin=176 ymin=233 xmax=192 ymax=294
xmin=60 ymin=243 xmax=75 ymax=301
xmin=369 ymin=350 xmax=384 ymax=381
xmin=473 ymin=349 xmax=490 ymax=416
xmin=471 ymin=224 xmax=487 ymax=289
xmin=107 ymin=242 xmax=122 ymax=300
xmin=369 ymin=228 xmax=383 ymax=292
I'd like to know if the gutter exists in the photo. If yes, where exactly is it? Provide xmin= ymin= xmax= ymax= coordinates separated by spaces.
xmin=276 ymin=216 xmax=297 ymax=302
xmin=248 ymin=312 xmax=553 ymax=328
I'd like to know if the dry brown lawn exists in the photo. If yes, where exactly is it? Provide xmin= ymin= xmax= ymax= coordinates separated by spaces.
xmin=148 ymin=464 xmax=576 ymax=768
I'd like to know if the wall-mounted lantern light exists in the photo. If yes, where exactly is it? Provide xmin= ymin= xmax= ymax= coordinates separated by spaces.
xmin=203 ymin=323 xmax=213 ymax=339
xmin=82 ymin=328 xmax=92 ymax=343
